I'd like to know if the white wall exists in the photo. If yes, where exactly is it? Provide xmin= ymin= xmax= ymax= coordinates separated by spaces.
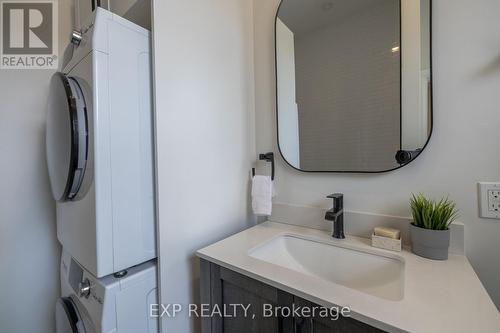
xmin=254 ymin=0 xmax=500 ymax=309
xmin=152 ymin=0 xmax=256 ymax=332
xmin=0 ymin=1 xmax=73 ymax=332
xmin=109 ymin=0 xmax=139 ymax=14
xmin=110 ymin=0 xmax=151 ymax=30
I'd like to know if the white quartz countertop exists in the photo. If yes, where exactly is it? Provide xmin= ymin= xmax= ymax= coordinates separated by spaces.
xmin=196 ymin=221 xmax=500 ymax=333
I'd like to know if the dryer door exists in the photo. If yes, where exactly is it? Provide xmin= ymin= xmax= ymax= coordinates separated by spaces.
xmin=46 ymin=73 xmax=88 ymax=202
xmin=55 ymin=297 xmax=87 ymax=333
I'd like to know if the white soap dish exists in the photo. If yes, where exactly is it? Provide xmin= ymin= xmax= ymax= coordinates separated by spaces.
xmin=371 ymin=233 xmax=402 ymax=252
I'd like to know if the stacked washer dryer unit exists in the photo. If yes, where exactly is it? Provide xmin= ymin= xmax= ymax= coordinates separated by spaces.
xmin=46 ymin=8 xmax=157 ymax=333
xmin=57 ymin=250 xmax=158 ymax=333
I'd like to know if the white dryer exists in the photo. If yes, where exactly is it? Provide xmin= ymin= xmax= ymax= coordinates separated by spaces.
xmin=46 ymin=8 xmax=156 ymax=278
xmin=56 ymin=250 xmax=158 ymax=333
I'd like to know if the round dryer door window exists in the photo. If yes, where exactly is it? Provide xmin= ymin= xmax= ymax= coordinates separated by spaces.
xmin=55 ymin=297 xmax=87 ymax=333
xmin=46 ymin=73 xmax=88 ymax=202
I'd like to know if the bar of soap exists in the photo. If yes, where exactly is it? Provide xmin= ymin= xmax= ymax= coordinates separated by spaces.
xmin=374 ymin=227 xmax=401 ymax=240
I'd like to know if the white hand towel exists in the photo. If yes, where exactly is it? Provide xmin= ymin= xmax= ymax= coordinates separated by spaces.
xmin=252 ymin=175 xmax=274 ymax=216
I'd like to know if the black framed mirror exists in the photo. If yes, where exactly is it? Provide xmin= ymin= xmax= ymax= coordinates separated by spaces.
xmin=275 ymin=0 xmax=432 ymax=173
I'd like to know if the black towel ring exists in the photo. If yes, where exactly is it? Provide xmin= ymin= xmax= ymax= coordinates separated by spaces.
xmin=251 ymin=152 xmax=275 ymax=181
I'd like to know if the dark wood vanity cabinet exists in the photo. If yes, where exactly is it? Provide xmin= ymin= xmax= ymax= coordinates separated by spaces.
xmin=200 ymin=259 xmax=386 ymax=333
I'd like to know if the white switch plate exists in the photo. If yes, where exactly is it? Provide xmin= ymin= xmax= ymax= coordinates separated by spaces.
xmin=478 ymin=182 xmax=500 ymax=219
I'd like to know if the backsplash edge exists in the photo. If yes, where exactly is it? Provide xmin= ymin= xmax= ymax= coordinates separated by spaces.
xmin=269 ymin=202 xmax=465 ymax=255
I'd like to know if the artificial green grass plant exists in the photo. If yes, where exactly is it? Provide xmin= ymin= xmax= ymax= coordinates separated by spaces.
xmin=410 ymin=194 xmax=459 ymax=230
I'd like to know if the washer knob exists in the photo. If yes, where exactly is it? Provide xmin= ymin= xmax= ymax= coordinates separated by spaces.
xmin=78 ymin=278 xmax=91 ymax=298
xmin=71 ymin=30 xmax=83 ymax=46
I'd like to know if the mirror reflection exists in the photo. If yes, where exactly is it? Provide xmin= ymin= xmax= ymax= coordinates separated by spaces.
xmin=276 ymin=0 xmax=432 ymax=172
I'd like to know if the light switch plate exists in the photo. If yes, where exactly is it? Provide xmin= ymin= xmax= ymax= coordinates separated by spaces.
xmin=478 ymin=182 xmax=500 ymax=219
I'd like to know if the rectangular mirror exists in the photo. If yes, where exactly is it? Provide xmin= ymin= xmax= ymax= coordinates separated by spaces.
xmin=276 ymin=0 xmax=432 ymax=172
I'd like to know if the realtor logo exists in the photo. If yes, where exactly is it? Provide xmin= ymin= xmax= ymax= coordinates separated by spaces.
xmin=1 ymin=1 xmax=58 ymax=69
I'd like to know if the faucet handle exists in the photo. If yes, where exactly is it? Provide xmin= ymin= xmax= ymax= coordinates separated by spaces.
xmin=327 ymin=193 xmax=343 ymax=210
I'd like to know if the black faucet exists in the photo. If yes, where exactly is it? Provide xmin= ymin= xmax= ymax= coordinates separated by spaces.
xmin=325 ymin=194 xmax=345 ymax=239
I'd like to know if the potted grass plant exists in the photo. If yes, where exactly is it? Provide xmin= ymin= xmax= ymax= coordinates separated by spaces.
xmin=409 ymin=194 xmax=459 ymax=260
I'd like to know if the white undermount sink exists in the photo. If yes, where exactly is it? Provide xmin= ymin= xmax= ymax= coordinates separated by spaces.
xmin=248 ymin=235 xmax=405 ymax=301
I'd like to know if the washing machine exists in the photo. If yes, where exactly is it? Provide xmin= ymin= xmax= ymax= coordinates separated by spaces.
xmin=46 ymin=8 xmax=156 ymax=278
xmin=56 ymin=250 xmax=158 ymax=333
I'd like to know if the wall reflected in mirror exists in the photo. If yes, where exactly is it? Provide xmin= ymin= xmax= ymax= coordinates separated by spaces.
xmin=276 ymin=0 xmax=432 ymax=172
